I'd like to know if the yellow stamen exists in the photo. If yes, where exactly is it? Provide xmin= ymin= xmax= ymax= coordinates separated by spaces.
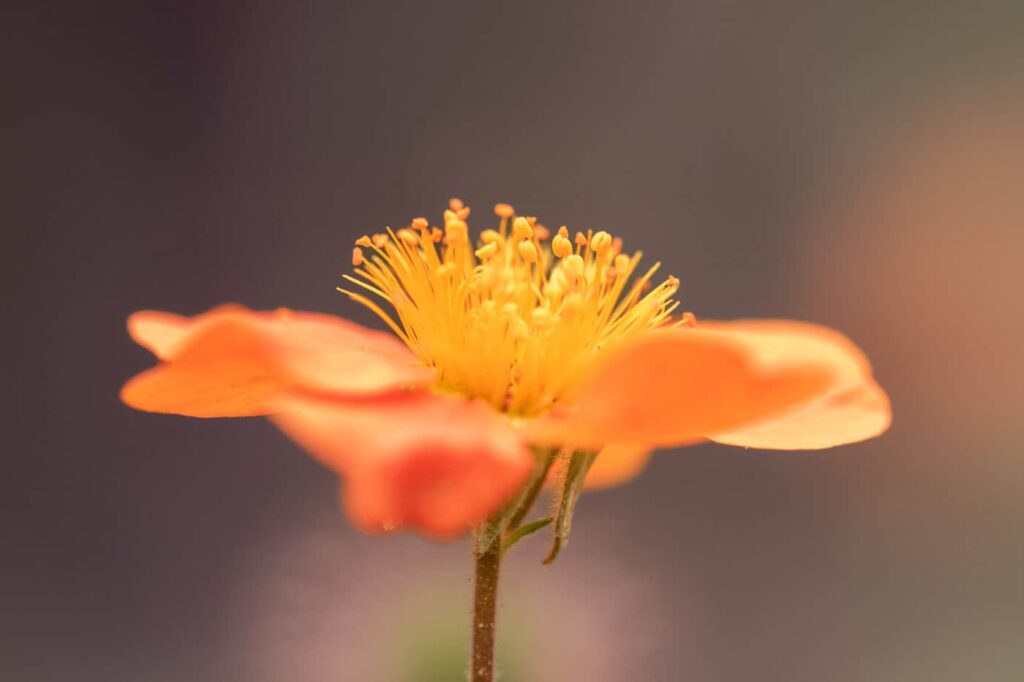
xmin=343 ymin=200 xmax=683 ymax=415
xmin=475 ymin=242 xmax=499 ymax=260
xmin=552 ymin=234 xmax=573 ymax=258
xmin=397 ymin=228 xmax=419 ymax=248
xmin=512 ymin=217 xmax=533 ymax=241
xmin=591 ymin=231 xmax=612 ymax=256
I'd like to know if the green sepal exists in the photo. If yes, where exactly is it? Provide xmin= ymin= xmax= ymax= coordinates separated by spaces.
xmin=502 ymin=517 xmax=553 ymax=550
xmin=473 ymin=447 xmax=558 ymax=557
xmin=542 ymin=450 xmax=598 ymax=565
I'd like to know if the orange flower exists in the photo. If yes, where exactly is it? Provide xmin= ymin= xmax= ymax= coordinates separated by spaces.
xmin=122 ymin=200 xmax=890 ymax=539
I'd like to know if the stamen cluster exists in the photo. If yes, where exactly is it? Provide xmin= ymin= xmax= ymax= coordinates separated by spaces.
xmin=343 ymin=199 xmax=684 ymax=415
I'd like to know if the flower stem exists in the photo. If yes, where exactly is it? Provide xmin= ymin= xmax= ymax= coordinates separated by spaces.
xmin=471 ymin=537 xmax=501 ymax=682
xmin=504 ymin=448 xmax=558 ymax=533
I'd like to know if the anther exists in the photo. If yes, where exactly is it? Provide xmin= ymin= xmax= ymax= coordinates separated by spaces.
xmin=480 ymin=229 xmax=502 ymax=245
xmin=512 ymin=216 xmax=533 ymax=240
xmin=591 ymin=231 xmax=612 ymax=256
xmin=445 ymin=220 xmax=468 ymax=242
xmin=552 ymin=234 xmax=573 ymax=258
xmin=372 ymin=233 xmax=389 ymax=248
xmin=355 ymin=235 xmax=373 ymax=248
xmin=449 ymin=197 xmax=464 ymax=211
xmin=475 ymin=242 xmax=499 ymax=260
xmin=351 ymin=247 xmax=364 ymax=267
xmin=562 ymin=254 xmax=585 ymax=279
xmin=575 ymin=231 xmax=589 ymax=247
xmin=411 ymin=217 xmax=429 ymax=230
xmin=517 ymin=240 xmax=538 ymax=263
xmin=397 ymin=228 xmax=419 ymax=247
xmin=494 ymin=203 xmax=515 ymax=218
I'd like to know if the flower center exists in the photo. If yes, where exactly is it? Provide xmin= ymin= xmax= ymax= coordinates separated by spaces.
xmin=342 ymin=199 xmax=685 ymax=416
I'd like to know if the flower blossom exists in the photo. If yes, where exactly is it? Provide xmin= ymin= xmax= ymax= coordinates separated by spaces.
xmin=122 ymin=200 xmax=890 ymax=539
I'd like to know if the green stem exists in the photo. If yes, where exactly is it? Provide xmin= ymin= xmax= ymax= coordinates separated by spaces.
xmin=505 ymin=448 xmax=558 ymax=534
xmin=469 ymin=449 xmax=557 ymax=680
xmin=470 ymin=538 xmax=501 ymax=682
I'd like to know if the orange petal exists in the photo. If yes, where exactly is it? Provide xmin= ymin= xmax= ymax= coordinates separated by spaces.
xmin=710 ymin=377 xmax=891 ymax=449
xmin=121 ymin=306 xmax=433 ymax=417
xmin=527 ymin=320 xmax=873 ymax=448
xmin=128 ymin=310 xmax=193 ymax=359
xmin=584 ymin=443 xmax=653 ymax=490
xmin=270 ymin=391 xmax=534 ymax=539
xmin=696 ymin=320 xmax=890 ymax=449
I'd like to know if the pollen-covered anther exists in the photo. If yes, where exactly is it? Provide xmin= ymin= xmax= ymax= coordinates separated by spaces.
xmin=552 ymin=234 xmax=573 ymax=258
xmin=355 ymin=235 xmax=373 ymax=248
xmin=449 ymin=197 xmax=471 ymax=220
xmin=475 ymin=242 xmax=499 ymax=260
xmin=575 ymin=231 xmax=589 ymax=248
xmin=445 ymin=219 xmax=468 ymax=243
xmin=561 ymin=254 xmax=585 ymax=280
xmin=591 ymin=231 xmax=613 ymax=256
xmin=352 ymin=247 xmax=364 ymax=267
xmin=518 ymin=240 xmax=539 ymax=263
xmin=411 ymin=217 xmax=429 ymax=230
xmin=480 ymin=229 xmax=503 ymax=245
xmin=372 ymin=233 xmax=389 ymax=248
xmin=494 ymin=203 xmax=515 ymax=219
xmin=397 ymin=228 xmax=420 ymax=247
xmin=512 ymin=217 xmax=533 ymax=241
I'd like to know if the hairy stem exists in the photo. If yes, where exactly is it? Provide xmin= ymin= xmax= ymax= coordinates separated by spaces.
xmin=470 ymin=538 xmax=501 ymax=682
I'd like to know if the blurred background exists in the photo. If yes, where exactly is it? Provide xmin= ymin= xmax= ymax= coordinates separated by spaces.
xmin=4 ymin=1 xmax=1023 ymax=680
